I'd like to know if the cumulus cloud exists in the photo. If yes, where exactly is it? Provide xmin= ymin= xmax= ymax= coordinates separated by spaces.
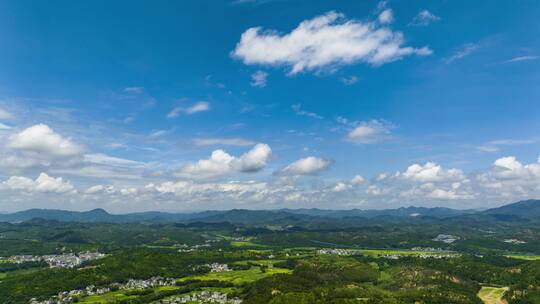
xmin=8 ymin=124 xmax=84 ymax=157
xmin=277 ymin=156 xmax=333 ymax=176
xmin=193 ymin=138 xmax=256 ymax=147
xmin=399 ymin=162 xmax=466 ymax=182
xmin=232 ymin=11 xmax=431 ymax=75
xmin=332 ymin=182 xmax=351 ymax=192
xmin=351 ymin=175 xmax=365 ymax=184
xmin=475 ymin=155 xmax=540 ymax=200
xmin=4 ymin=173 xmax=75 ymax=193
xmin=378 ymin=9 xmax=393 ymax=24
xmin=167 ymin=101 xmax=210 ymax=118
xmin=346 ymin=120 xmax=394 ymax=144
xmin=399 ymin=182 xmax=474 ymax=201
xmin=410 ymin=10 xmax=440 ymax=26
xmin=177 ymin=143 xmax=272 ymax=179
xmin=250 ymin=70 xmax=268 ymax=87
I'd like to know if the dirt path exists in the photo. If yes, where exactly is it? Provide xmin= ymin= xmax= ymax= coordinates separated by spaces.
xmin=478 ymin=286 xmax=509 ymax=304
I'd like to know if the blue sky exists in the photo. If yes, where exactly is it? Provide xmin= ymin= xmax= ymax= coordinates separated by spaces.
xmin=0 ymin=0 xmax=539 ymax=212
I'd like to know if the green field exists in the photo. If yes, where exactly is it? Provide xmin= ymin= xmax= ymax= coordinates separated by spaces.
xmin=78 ymin=290 xmax=138 ymax=304
xmin=177 ymin=266 xmax=291 ymax=285
xmin=230 ymin=240 xmax=269 ymax=248
xmin=477 ymin=286 xmax=509 ymax=304
xmin=505 ymin=254 xmax=540 ymax=261
xmin=0 ymin=267 xmax=44 ymax=280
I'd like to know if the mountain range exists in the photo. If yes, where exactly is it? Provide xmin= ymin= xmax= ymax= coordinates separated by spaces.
xmin=0 ymin=199 xmax=538 ymax=224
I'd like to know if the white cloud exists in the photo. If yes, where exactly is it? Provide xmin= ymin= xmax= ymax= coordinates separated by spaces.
xmin=123 ymin=87 xmax=144 ymax=94
xmin=83 ymin=153 xmax=144 ymax=168
xmin=292 ymin=104 xmax=323 ymax=119
xmin=340 ymin=75 xmax=358 ymax=85
xmin=444 ymin=43 xmax=480 ymax=63
xmin=0 ymin=108 xmax=14 ymax=120
xmin=477 ymin=138 xmax=536 ymax=153
xmin=232 ymin=11 xmax=431 ymax=75
xmin=4 ymin=173 xmax=75 ymax=193
xmin=502 ymin=56 xmax=538 ymax=64
xmin=378 ymin=9 xmax=393 ymax=24
xmin=250 ymin=70 xmax=268 ymax=87
xmin=475 ymin=155 xmax=540 ymax=200
xmin=8 ymin=124 xmax=84 ymax=157
xmin=51 ymin=166 xmax=143 ymax=180
xmin=346 ymin=120 xmax=394 ymax=144
xmin=278 ymin=156 xmax=333 ymax=176
xmin=332 ymin=182 xmax=351 ymax=192
xmin=0 ymin=123 xmax=12 ymax=130
xmin=85 ymin=185 xmax=105 ymax=194
xmin=477 ymin=146 xmax=499 ymax=153
xmin=193 ymin=138 xmax=256 ymax=147
xmin=185 ymin=101 xmax=211 ymax=114
xmin=149 ymin=130 xmax=170 ymax=138
xmin=167 ymin=101 xmax=210 ymax=118
xmin=351 ymin=175 xmax=365 ymax=184
xmin=399 ymin=162 xmax=466 ymax=182
xmin=410 ymin=10 xmax=440 ymax=26
xmin=177 ymin=143 xmax=272 ymax=179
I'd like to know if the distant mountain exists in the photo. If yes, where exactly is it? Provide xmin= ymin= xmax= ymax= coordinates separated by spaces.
xmin=482 ymin=199 xmax=540 ymax=219
xmin=0 ymin=200 xmax=536 ymax=224
xmin=188 ymin=209 xmax=308 ymax=225
xmin=0 ymin=208 xmax=220 ymax=223
xmin=281 ymin=206 xmax=475 ymax=218
xmin=0 ymin=208 xmax=114 ymax=223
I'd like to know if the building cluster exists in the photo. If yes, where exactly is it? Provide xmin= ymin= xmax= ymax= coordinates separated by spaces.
xmin=160 ymin=291 xmax=242 ymax=304
xmin=112 ymin=276 xmax=176 ymax=290
xmin=410 ymin=247 xmax=445 ymax=251
xmin=317 ymin=248 xmax=361 ymax=256
xmin=3 ymin=251 xmax=104 ymax=268
xmin=504 ymin=239 xmax=527 ymax=244
xmin=27 ymin=277 xmax=175 ymax=304
xmin=382 ymin=253 xmax=456 ymax=260
xmin=29 ymin=285 xmax=110 ymax=304
xmin=432 ymin=234 xmax=459 ymax=244
xmin=207 ymin=263 xmax=231 ymax=272
xmin=177 ymin=243 xmax=212 ymax=253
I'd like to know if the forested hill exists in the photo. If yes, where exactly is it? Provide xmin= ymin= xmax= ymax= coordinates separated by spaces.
xmin=482 ymin=199 xmax=540 ymax=219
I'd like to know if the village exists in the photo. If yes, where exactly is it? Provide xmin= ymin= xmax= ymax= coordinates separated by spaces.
xmin=2 ymin=252 xmax=105 ymax=268
xmin=160 ymin=291 xmax=242 ymax=304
